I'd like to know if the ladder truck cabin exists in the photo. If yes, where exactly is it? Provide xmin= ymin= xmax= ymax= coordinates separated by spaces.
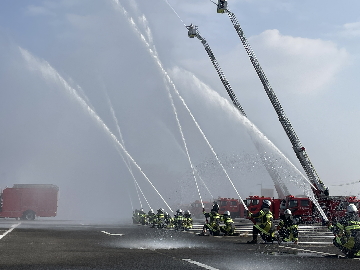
xmin=215 ymin=0 xmax=360 ymax=222
xmin=0 ymin=184 xmax=59 ymax=220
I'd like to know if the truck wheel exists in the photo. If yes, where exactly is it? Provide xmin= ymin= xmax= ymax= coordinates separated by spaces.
xmin=22 ymin=210 xmax=36 ymax=221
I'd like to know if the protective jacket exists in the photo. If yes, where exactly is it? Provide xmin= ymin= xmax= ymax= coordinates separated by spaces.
xmin=329 ymin=213 xmax=360 ymax=257
xmin=221 ymin=215 xmax=235 ymax=235
xmin=278 ymin=215 xmax=299 ymax=242
xmin=249 ymin=208 xmax=274 ymax=236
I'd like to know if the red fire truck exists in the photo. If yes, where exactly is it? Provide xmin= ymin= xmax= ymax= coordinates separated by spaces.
xmin=285 ymin=195 xmax=360 ymax=223
xmin=190 ymin=200 xmax=212 ymax=219
xmin=190 ymin=197 xmax=248 ymax=218
xmin=0 ymin=184 xmax=59 ymax=220
xmin=246 ymin=195 xmax=281 ymax=220
xmin=217 ymin=197 xmax=247 ymax=218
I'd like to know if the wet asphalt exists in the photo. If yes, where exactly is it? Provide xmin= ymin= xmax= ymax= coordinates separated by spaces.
xmin=0 ymin=219 xmax=359 ymax=270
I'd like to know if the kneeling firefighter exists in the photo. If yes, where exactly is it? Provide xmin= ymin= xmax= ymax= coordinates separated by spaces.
xmin=247 ymin=199 xmax=276 ymax=244
xmin=200 ymin=210 xmax=221 ymax=236
xmin=329 ymin=204 xmax=360 ymax=258
xmin=277 ymin=209 xmax=299 ymax=244
xmin=220 ymin=211 xmax=235 ymax=236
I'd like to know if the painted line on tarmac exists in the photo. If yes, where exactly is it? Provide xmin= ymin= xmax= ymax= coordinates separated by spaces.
xmin=101 ymin=231 xmax=124 ymax=236
xmin=182 ymin=259 xmax=219 ymax=270
xmin=0 ymin=223 xmax=21 ymax=240
xmin=279 ymin=245 xmax=354 ymax=258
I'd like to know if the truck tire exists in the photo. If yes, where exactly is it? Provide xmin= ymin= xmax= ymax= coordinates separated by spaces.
xmin=22 ymin=210 xmax=36 ymax=220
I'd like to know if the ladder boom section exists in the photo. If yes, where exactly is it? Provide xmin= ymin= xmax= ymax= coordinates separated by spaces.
xmin=226 ymin=11 xmax=328 ymax=197
xmin=187 ymin=24 xmax=290 ymax=199
xmin=189 ymin=26 xmax=246 ymax=116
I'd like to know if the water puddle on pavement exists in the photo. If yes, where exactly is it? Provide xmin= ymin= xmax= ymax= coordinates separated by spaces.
xmin=268 ymin=251 xmax=324 ymax=258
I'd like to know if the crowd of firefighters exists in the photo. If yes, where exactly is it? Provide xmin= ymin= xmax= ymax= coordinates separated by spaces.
xmin=132 ymin=200 xmax=360 ymax=258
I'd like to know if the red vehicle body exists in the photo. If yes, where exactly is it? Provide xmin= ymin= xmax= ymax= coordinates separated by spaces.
xmin=0 ymin=184 xmax=59 ymax=220
xmin=246 ymin=195 xmax=360 ymax=223
xmin=246 ymin=195 xmax=281 ymax=220
xmin=190 ymin=200 xmax=212 ymax=219
xmin=218 ymin=197 xmax=246 ymax=218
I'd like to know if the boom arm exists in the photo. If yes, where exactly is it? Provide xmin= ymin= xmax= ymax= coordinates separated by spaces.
xmin=222 ymin=10 xmax=328 ymax=198
xmin=186 ymin=24 xmax=290 ymax=199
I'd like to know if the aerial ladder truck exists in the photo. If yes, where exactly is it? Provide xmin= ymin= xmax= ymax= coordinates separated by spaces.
xmin=215 ymin=0 xmax=359 ymax=221
xmin=186 ymin=23 xmax=290 ymax=200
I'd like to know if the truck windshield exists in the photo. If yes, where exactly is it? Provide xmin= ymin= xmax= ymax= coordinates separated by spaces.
xmin=288 ymin=200 xmax=298 ymax=208
xmin=250 ymin=199 xmax=259 ymax=206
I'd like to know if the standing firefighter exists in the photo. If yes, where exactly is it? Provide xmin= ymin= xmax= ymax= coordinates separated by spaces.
xmin=200 ymin=210 xmax=221 ymax=236
xmin=220 ymin=211 xmax=235 ymax=236
xmin=329 ymin=204 xmax=360 ymax=258
xmin=247 ymin=199 xmax=276 ymax=244
xmin=277 ymin=209 xmax=299 ymax=244
xmin=184 ymin=210 xmax=193 ymax=231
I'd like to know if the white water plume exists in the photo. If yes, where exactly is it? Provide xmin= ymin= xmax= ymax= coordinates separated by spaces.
xmin=18 ymin=46 xmax=172 ymax=213
xmin=112 ymin=1 xmax=247 ymax=210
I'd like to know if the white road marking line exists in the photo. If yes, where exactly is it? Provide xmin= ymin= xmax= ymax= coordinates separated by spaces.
xmin=101 ymin=231 xmax=124 ymax=236
xmin=182 ymin=259 xmax=219 ymax=270
xmin=0 ymin=223 xmax=21 ymax=240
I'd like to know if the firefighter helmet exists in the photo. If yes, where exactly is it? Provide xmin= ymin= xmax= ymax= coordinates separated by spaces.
xmin=176 ymin=209 xmax=183 ymax=214
xmin=284 ymin=209 xmax=292 ymax=216
xmin=262 ymin=200 xmax=271 ymax=208
xmin=185 ymin=210 xmax=191 ymax=215
xmin=224 ymin=211 xmax=230 ymax=216
xmin=347 ymin=204 xmax=358 ymax=214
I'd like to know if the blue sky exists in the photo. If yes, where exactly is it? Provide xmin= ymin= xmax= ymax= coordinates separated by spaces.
xmin=1 ymin=0 xmax=360 ymax=220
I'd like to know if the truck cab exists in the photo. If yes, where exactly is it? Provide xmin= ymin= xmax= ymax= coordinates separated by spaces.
xmin=246 ymin=195 xmax=280 ymax=220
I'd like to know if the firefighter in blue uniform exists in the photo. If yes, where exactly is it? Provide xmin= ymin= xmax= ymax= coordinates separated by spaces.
xmin=247 ymin=200 xmax=275 ymax=243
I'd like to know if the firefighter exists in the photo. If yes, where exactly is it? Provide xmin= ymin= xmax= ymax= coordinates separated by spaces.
xmin=164 ymin=211 xmax=173 ymax=228
xmin=211 ymin=201 xmax=220 ymax=213
xmin=147 ymin=209 xmax=155 ymax=226
xmin=277 ymin=209 xmax=299 ymax=244
xmin=174 ymin=209 xmax=186 ymax=231
xmin=184 ymin=210 xmax=193 ymax=231
xmin=247 ymin=199 xmax=276 ymax=244
xmin=200 ymin=210 xmax=221 ymax=236
xmin=155 ymin=208 xmax=165 ymax=228
xmin=328 ymin=204 xmax=360 ymax=258
xmin=220 ymin=211 xmax=235 ymax=236
xmin=139 ymin=208 xmax=146 ymax=225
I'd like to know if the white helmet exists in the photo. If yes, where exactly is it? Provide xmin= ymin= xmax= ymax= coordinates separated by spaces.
xmin=185 ymin=210 xmax=191 ymax=215
xmin=224 ymin=211 xmax=230 ymax=216
xmin=347 ymin=204 xmax=358 ymax=214
xmin=284 ymin=209 xmax=292 ymax=215
xmin=262 ymin=200 xmax=271 ymax=208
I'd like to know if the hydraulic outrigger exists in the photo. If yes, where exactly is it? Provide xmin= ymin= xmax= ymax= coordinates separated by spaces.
xmin=215 ymin=0 xmax=329 ymax=199
xmin=186 ymin=23 xmax=290 ymax=199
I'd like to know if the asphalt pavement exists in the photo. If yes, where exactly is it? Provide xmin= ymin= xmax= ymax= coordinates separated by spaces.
xmin=0 ymin=219 xmax=359 ymax=269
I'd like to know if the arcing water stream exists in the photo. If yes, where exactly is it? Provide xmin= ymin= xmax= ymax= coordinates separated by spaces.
xmin=18 ymin=46 xmax=173 ymax=213
xmin=112 ymin=0 xmax=248 ymax=209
